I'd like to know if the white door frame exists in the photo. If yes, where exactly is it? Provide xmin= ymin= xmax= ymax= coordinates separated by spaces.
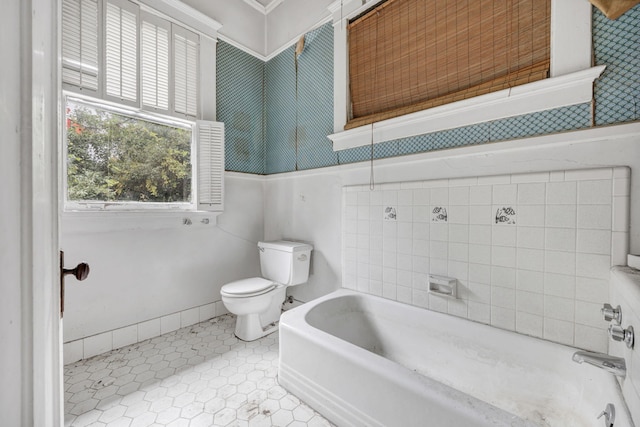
xmin=27 ymin=0 xmax=63 ymax=424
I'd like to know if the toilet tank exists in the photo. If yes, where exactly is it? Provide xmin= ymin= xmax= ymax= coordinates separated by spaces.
xmin=258 ymin=241 xmax=313 ymax=286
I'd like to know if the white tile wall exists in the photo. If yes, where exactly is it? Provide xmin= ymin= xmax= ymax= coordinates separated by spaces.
xmin=63 ymin=300 xmax=226 ymax=364
xmin=343 ymin=167 xmax=630 ymax=353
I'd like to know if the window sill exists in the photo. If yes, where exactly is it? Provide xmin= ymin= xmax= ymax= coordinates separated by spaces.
xmin=329 ymin=66 xmax=606 ymax=152
xmin=62 ymin=210 xmax=221 ymax=234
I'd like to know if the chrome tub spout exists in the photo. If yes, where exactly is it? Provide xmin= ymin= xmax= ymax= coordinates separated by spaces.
xmin=572 ymin=351 xmax=626 ymax=378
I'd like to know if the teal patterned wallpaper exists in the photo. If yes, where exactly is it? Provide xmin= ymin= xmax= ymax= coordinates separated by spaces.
xmin=217 ymin=7 xmax=639 ymax=175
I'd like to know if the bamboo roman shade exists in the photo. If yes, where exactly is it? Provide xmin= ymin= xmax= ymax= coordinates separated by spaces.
xmin=346 ymin=0 xmax=551 ymax=130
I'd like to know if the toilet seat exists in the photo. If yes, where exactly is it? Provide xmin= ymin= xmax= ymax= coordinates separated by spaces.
xmin=221 ymin=277 xmax=277 ymax=298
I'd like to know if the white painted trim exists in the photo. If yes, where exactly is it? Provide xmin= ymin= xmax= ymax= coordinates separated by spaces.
xmin=329 ymin=0 xmax=595 ymax=143
xmin=265 ymin=122 xmax=640 ymax=180
xmin=329 ymin=66 xmax=605 ymax=151
xmin=243 ymin=0 xmax=284 ymax=15
xmin=218 ymin=33 xmax=268 ymax=61
xmin=138 ymin=0 xmax=222 ymax=39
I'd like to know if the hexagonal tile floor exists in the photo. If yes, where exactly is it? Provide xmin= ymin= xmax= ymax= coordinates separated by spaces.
xmin=64 ymin=315 xmax=333 ymax=427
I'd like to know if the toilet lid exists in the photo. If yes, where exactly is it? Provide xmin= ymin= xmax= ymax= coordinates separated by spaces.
xmin=221 ymin=277 xmax=276 ymax=297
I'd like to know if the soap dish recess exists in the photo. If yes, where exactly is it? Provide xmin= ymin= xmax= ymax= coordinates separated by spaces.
xmin=428 ymin=274 xmax=457 ymax=298
xmin=629 ymin=254 xmax=640 ymax=271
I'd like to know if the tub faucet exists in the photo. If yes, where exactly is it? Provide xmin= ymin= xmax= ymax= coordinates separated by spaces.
xmin=572 ymin=351 xmax=626 ymax=378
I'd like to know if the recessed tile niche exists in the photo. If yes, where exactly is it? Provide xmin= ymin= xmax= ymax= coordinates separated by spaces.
xmin=342 ymin=167 xmax=630 ymax=353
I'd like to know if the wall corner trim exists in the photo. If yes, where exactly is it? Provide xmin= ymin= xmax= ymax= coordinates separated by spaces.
xmin=329 ymin=65 xmax=606 ymax=151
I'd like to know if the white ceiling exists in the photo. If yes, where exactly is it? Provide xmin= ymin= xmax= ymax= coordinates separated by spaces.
xmin=243 ymin=0 xmax=284 ymax=14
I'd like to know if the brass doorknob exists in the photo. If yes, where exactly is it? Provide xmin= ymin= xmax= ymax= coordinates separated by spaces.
xmin=63 ymin=263 xmax=90 ymax=281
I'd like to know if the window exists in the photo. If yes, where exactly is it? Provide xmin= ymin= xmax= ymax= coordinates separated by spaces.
xmin=61 ymin=0 xmax=223 ymax=211
xmin=346 ymin=0 xmax=551 ymax=129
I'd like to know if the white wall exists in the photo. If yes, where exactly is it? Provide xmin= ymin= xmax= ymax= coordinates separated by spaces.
xmin=264 ymin=125 xmax=640 ymax=307
xmin=61 ymin=173 xmax=265 ymax=342
xmin=180 ymin=0 xmax=266 ymax=55
xmin=0 ymin=0 xmax=25 ymax=424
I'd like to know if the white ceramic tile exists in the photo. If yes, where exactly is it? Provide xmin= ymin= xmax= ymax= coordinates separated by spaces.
xmin=112 ymin=325 xmax=138 ymax=350
xmin=430 ymin=187 xmax=449 ymax=205
xmin=447 ymin=298 xmax=468 ymax=318
xmin=564 ymin=167 xmax=612 ymax=181
xmin=448 ymin=243 xmax=468 ymax=262
xmin=574 ymin=324 xmax=608 ymax=353
xmin=546 ymin=182 xmax=577 ymax=205
xmin=575 ymin=277 xmax=608 ymax=303
xmin=469 ymin=263 xmax=491 ymax=285
xmin=160 ymin=313 xmax=181 ymax=335
xmin=345 ymin=192 xmax=358 ymax=206
xmin=413 ymin=188 xmax=430 ymax=206
xmin=344 ymin=233 xmax=357 ymax=248
xmin=469 ymin=225 xmax=491 ymax=245
xmin=545 ymin=205 xmax=577 ymax=228
xmin=397 ymin=189 xmax=413 ymax=206
xmin=64 ymin=340 xmax=84 ymax=365
xmin=613 ymin=178 xmax=630 ymax=197
xmin=491 ymin=246 xmax=516 ymax=268
xmin=412 ymin=272 xmax=429 ymax=291
xmin=549 ymin=171 xmax=565 ymax=182
xmin=492 ymin=184 xmax=517 ymax=205
xmin=447 ymin=224 xmax=468 ymax=244
xmin=370 ymin=263 xmax=383 ymax=281
xmin=412 ymin=206 xmax=430 ymax=223
xmin=138 ymin=318 xmax=161 ymax=341
xmin=357 ymin=220 xmax=369 ymax=235
xmin=412 ymin=239 xmax=429 ymax=257
xmin=401 ymin=181 xmax=423 ymax=189
xmin=576 ymin=253 xmax=611 ymax=280
xmin=429 ymin=258 xmax=448 ymax=276
xmin=396 ymin=270 xmax=412 ymax=287
xmin=611 ymin=231 xmax=629 ymax=266
xmin=544 ymin=251 xmax=576 ymax=276
xmin=429 ymin=241 xmax=448 ymax=259
xmin=492 ymin=226 xmax=516 ymax=247
xmin=468 ymin=282 xmax=491 ymax=303
xmin=577 ymin=205 xmax=612 ymax=230
xmin=397 ymin=286 xmax=412 ymax=303
xmin=544 ymin=228 xmax=576 ymax=252
xmin=382 ymin=267 xmax=397 ymax=284
xmin=517 ymin=248 xmax=544 ymax=272
xmin=383 ymin=221 xmax=397 ymax=237
xmin=427 ymin=293 xmax=447 ymax=313
xmin=516 ymin=290 xmax=544 ymax=316
xmin=516 ymin=270 xmax=544 ymax=293
xmin=491 ymin=307 xmax=515 ymax=331
xmin=370 ymin=219 xmax=383 ymax=236
xmin=612 ymin=196 xmax=629 ymax=232
xmin=369 ymin=280 xmax=383 ymax=296
xmin=469 ymin=244 xmax=491 ymax=265
xmin=575 ymin=300 xmax=604 ymax=328
xmin=543 ymin=318 xmax=574 ymax=346
xmin=449 ymin=186 xmax=470 ymax=205
xmin=478 ymin=175 xmax=510 ymax=185
xmin=345 ymin=206 xmax=357 ymax=220
xmin=413 ymin=222 xmax=429 ymax=240
xmin=370 ymin=236 xmax=383 ymax=252
xmin=397 ymin=222 xmax=412 ymax=238
xmin=357 ymin=276 xmax=370 ymax=292
xmin=382 ymin=250 xmax=397 ymax=267
xmin=470 ymin=205 xmax=492 ymax=225
xmin=448 ymin=260 xmax=469 ymax=281
xmin=357 ymin=191 xmax=370 ymax=206
xmin=468 ymin=301 xmax=491 ymax=324
xmin=357 ymin=205 xmax=370 ymax=220
xmin=517 ymin=205 xmax=545 ymax=227
xmin=511 ymin=172 xmax=550 ymax=184
xmin=412 ymin=256 xmax=430 ymax=274
xmin=516 ymin=226 xmax=545 ymax=249
xmin=576 ymin=229 xmax=611 ymax=255
xmin=544 ymin=295 xmax=574 ymax=322
xmin=383 ymin=190 xmax=398 ymax=205
xmin=449 ymin=177 xmax=477 ymax=187
xmin=430 ymin=223 xmax=448 ymax=241
xmin=422 ymin=179 xmax=448 ymax=188
xmin=516 ymin=312 xmax=543 ymax=338
xmin=382 ymin=283 xmax=397 ymax=300
xmin=357 ymin=234 xmax=370 ymax=249
xmin=357 ymin=262 xmax=370 ymax=278
xmin=370 ymin=190 xmax=383 ymax=205
xmin=469 ymin=185 xmax=492 ymax=205
xmin=84 ymin=331 xmax=113 ymax=359
xmin=397 ymin=238 xmax=412 ymax=255
xmin=448 ymin=206 xmax=469 ymax=224
xmin=491 ymin=286 xmax=516 ymax=309
xmin=491 ymin=266 xmax=516 ymax=289
xmin=544 ymin=273 xmax=576 ymax=299
xmin=517 ymin=183 xmax=546 ymax=205
xmin=578 ymin=180 xmax=612 ymax=205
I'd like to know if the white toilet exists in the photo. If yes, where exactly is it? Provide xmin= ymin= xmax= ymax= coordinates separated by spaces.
xmin=220 ymin=240 xmax=313 ymax=341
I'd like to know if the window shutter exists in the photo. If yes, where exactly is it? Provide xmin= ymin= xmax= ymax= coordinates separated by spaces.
xmin=141 ymin=14 xmax=170 ymax=112
xmin=196 ymin=121 xmax=224 ymax=211
xmin=105 ymin=0 xmax=138 ymax=104
xmin=62 ymin=0 xmax=100 ymax=92
xmin=173 ymin=25 xmax=199 ymax=118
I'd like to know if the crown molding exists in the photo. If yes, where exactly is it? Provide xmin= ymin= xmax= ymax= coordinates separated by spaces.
xmin=138 ymin=0 xmax=222 ymax=38
xmin=243 ymin=0 xmax=284 ymax=15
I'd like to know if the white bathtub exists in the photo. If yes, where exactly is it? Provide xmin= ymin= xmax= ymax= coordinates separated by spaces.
xmin=279 ymin=290 xmax=633 ymax=427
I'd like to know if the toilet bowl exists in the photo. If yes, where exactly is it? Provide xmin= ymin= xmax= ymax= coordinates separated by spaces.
xmin=220 ymin=241 xmax=312 ymax=341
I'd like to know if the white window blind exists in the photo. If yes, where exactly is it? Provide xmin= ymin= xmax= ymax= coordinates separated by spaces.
xmin=62 ymin=0 xmax=99 ymax=92
xmin=141 ymin=14 xmax=170 ymax=112
xmin=173 ymin=26 xmax=199 ymax=118
xmin=196 ymin=121 xmax=224 ymax=211
xmin=105 ymin=0 xmax=138 ymax=104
